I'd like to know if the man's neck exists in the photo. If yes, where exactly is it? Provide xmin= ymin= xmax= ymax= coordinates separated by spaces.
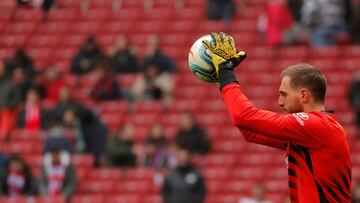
xmin=303 ymin=103 xmax=325 ymax=113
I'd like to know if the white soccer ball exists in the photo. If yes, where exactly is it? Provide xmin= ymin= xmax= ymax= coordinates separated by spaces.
xmin=188 ymin=35 xmax=218 ymax=83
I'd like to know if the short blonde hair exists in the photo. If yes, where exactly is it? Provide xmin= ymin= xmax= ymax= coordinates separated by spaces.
xmin=281 ymin=63 xmax=327 ymax=103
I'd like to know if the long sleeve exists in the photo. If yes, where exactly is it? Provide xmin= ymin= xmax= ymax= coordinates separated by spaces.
xmin=221 ymin=83 xmax=325 ymax=149
xmin=62 ymin=164 xmax=77 ymax=197
xmin=240 ymin=129 xmax=288 ymax=150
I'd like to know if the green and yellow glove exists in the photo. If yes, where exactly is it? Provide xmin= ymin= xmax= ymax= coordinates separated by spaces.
xmin=202 ymin=32 xmax=246 ymax=89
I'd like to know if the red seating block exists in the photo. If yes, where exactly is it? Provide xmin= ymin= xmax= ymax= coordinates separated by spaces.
xmin=126 ymin=168 xmax=156 ymax=180
xmin=4 ymin=22 xmax=38 ymax=34
xmin=37 ymin=22 xmax=70 ymax=34
xmin=204 ymin=154 xmax=237 ymax=166
xmin=79 ymin=180 xmax=116 ymax=193
xmin=73 ymin=154 xmax=94 ymax=167
xmin=87 ymin=168 xmax=122 ymax=180
xmin=14 ymin=9 xmax=43 ymax=21
xmin=105 ymin=195 xmax=140 ymax=203
xmin=78 ymin=8 xmax=109 ymax=21
xmin=28 ymin=35 xmax=60 ymax=47
xmin=72 ymin=195 xmax=105 ymax=203
xmin=0 ymin=34 xmax=28 ymax=47
xmin=48 ymin=9 xmax=78 ymax=21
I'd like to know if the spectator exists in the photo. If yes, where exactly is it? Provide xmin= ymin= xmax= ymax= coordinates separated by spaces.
xmin=175 ymin=112 xmax=211 ymax=155
xmin=239 ymin=183 xmax=272 ymax=203
xmin=353 ymin=181 xmax=360 ymax=203
xmin=131 ymin=64 xmax=174 ymax=108
xmin=90 ymin=60 xmax=121 ymax=101
xmin=107 ymin=123 xmax=137 ymax=167
xmin=52 ymin=86 xmax=87 ymax=123
xmin=53 ymin=86 xmax=107 ymax=164
xmin=71 ymin=37 xmax=105 ymax=75
xmin=301 ymin=0 xmax=349 ymax=46
xmin=259 ymin=0 xmax=294 ymax=46
xmin=162 ymin=148 xmax=206 ymax=203
xmin=43 ymin=66 xmax=64 ymax=103
xmin=18 ymin=87 xmax=51 ymax=131
xmin=144 ymin=122 xmax=168 ymax=168
xmin=0 ymin=60 xmax=20 ymax=137
xmin=39 ymin=148 xmax=76 ymax=198
xmin=109 ymin=35 xmax=138 ymax=73
xmin=0 ymin=155 xmax=37 ymax=196
xmin=142 ymin=34 xmax=176 ymax=73
xmin=207 ymin=0 xmax=235 ymax=29
xmin=348 ymin=72 xmax=360 ymax=139
xmin=62 ymin=108 xmax=86 ymax=153
xmin=351 ymin=1 xmax=360 ymax=44
xmin=5 ymin=48 xmax=34 ymax=80
xmin=12 ymin=67 xmax=31 ymax=102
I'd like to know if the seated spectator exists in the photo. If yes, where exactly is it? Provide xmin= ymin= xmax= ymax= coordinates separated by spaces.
xmin=39 ymin=148 xmax=76 ymax=198
xmin=107 ymin=123 xmax=137 ymax=167
xmin=71 ymin=37 xmax=105 ymax=75
xmin=301 ymin=0 xmax=349 ymax=46
xmin=53 ymin=86 xmax=107 ymax=165
xmin=353 ymin=181 xmax=360 ymax=203
xmin=239 ymin=183 xmax=272 ymax=203
xmin=348 ymin=72 xmax=360 ymax=139
xmin=0 ymin=155 xmax=37 ymax=196
xmin=109 ymin=35 xmax=138 ymax=73
xmin=142 ymin=34 xmax=176 ymax=73
xmin=175 ymin=111 xmax=211 ymax=155
xmin=43 ymin=65 xmax=64 ymax=103
xmin=131 ymin=64 xmax=174 ymax=107
xmin=62 ymin=108 xmax=86 ymax=153
xmin=90 ymin=60 xmax=121 ymax=101
xmin=0 ymin=60 xmax=20 ymax=137
xmin=207 ymin=0 xmax=235 ymax=23
xmin=53 ymin=86 xmax=87 ymax=122
xmin=18 ymin=87 xmax=51 ymax=131
xmin=162 ymin=148 xmax=206 ymax=203
xmin=5 ymin=48 xmax=34 ymax=80
xmin=351 ymin=1 xmax=360 ymax=44
xmin=144 ymin=122 xmax=168 ymax=168
xmin=43 ymin=124 xmax=73 ymax=153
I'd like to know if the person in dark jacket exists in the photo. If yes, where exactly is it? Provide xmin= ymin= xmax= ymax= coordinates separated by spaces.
xmin=142 ymin=34 xmax=176 ymax=73
xmin=107 ymin=123 xmax=137 ymax=167
xmin=175 ymin=112 xmax=211 ymax=155
xmin=162 ymin=148 xmax=206 ymax=203
xmin=144 ymin=122 xmax=168 ymax=168
xmin=109 ymin=35 xmax=138 ymax=73
xmin=71 ymin=37 xmax=105 ymax=75
xmin=90 ymin=60 xmax=121 ymax=101
xmin=0 ymin=155 xmax=37 ymax=196
xmin=349 ymin=72 xmax=360 ymax=139
xmin=5 ymin=48 xmax=34 ymax=80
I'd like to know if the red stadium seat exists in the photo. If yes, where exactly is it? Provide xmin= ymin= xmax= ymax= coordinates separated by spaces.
xmin=48 ymin=9 xmax=78 ymax=21
xmin=14 ymin=9 xmax=43 ymax=21
xmin=72 ymin=195 xmax=105 ymax=203
xmin=87 ymin=168 xmax=122 ymax=180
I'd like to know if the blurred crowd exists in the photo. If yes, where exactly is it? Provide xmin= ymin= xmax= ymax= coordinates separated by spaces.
xmin=1 ymin=0 xmax=360 ymax=202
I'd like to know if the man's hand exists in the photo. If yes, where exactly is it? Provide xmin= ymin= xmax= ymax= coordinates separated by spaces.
xmin=202 ymin=32 xmax=247 ymax=89
xmin=202 ymin=32 xmax=246 ymax=74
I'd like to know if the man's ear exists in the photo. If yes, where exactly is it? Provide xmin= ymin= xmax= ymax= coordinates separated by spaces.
xmin=300 ymin=88 xmax=310 ymax=104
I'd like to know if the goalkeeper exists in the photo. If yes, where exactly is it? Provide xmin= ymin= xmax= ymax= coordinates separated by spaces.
xmin=202 ymin=33 xmax=351 ymax=203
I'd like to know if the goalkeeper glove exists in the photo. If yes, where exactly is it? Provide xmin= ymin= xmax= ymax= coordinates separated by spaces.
xmin=202 ymin=32 xmax=246 ymax=89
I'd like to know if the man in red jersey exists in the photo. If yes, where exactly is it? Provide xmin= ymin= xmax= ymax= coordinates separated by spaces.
xmin=202 ymin=33 xmax=352 ymax=203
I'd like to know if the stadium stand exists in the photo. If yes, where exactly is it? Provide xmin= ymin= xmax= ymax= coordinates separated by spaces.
xmin=0 ymin=0 xmax=359 ymax=202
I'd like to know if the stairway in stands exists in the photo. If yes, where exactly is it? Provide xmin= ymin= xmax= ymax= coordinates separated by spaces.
xmin=0 ymin=0 xmax=359 ymax=202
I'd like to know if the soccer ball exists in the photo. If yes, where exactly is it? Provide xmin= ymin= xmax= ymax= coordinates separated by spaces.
xmin=188 ymin=35 xmax=218 ymax=83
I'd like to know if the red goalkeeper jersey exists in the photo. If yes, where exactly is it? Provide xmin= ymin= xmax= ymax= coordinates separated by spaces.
xmin=221 ymin=83 xmax=352 ymax=203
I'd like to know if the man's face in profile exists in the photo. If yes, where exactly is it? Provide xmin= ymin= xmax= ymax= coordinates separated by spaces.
xmin=278 ymin=76 xmax=303 ymax=114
